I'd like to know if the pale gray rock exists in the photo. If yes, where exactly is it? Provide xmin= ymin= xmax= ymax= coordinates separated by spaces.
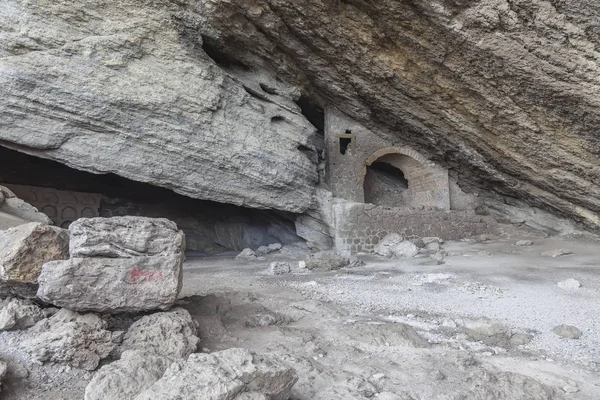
xmin=0 ymin=297 xmax=45 ymax=331
xmin=134 ymin=348 xmax=298 ymax=400
xmin=374 ymin=234 xmax=419 ymax=259
xmin=462 ymin=319 xmax=513 ymax=348
xmin=269 ymin=262 xmax=291 ymax=275
xmin=0 ymin=186 xmax=52 ymax=231
xmin=37 ymin=216 xmax=185 ymax=312
xmin=430 ymin=252 xmax=446 ymax=265
xmin=21 ymin=309 xmax=122 ymax=370
xmin=69 ymin=217 xmax=185 ymax=258
xmin=267 ymin=243 xmax=282 ymax=252
xmin=236 ymin=248 xmax=257 ymax=260
xmin=553 ymin=325 xmax=582 ymax=339
xmin=541 ymin=249 xmax=573 ymax=258
xmin=516 ymin=240 xmax=534 ymax=247
xmin=557 ymin=278 xmax=581 ymax=290
xmin=120 ymin=308 xmax=199 ymax=359
xmin=305 ymin=251 xmax=363 ymax=271
xmin=421 ymin=237 xmax=443 ymax=245
xmin=0 ymin=0 xmax=317 ymax=214
xmin=38 ymin=255 xmax=183 ymax=312
xmin=0 ymin=222 xmax=69 ymax=297
xmin=84 ymin=350 xmax=173 ymax=400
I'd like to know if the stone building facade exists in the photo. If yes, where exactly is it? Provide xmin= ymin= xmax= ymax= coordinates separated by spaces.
xmin=319 ymin=107 xmax=492 ymax=253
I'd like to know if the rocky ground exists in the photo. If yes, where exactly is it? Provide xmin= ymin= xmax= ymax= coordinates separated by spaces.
xmin=0 ymin=232 xmax=599 ymax=399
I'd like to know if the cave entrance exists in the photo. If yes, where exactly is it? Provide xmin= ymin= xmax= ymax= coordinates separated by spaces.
xmin=363 ymin=150 xmax=443 ymax=208
xmin=0 ymin=146 xmax=302 ymax=255
xmin=364 ymin=161 xmax=409 ymax=207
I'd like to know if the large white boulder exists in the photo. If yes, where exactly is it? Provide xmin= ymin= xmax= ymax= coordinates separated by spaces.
xmin=37 ymin=217 xmax=185 ymax=312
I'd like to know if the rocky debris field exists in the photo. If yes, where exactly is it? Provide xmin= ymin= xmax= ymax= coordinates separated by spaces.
xmin=0 ymin=224 xmax=597 ymax=399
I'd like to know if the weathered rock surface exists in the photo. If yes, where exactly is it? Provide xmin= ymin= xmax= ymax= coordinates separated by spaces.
xmin=305 ymin=251 xmax=364 ymax=271
xmin=22 ymin=309 xmax=122 ymax=370
xmin=120 ymin=308 xmax=199 ymax=359
xmin=135 ymin=348 xmax=298 ymax=400
xmin=553 ymin=324 xmax=582 ymax=339
xmin=69 ymin=217 xmax=184 ymax=258
xmin=37 ymin=217 xmax=185 ymax=312
xmin=0 ymin=186 xmax=52 ymax=230
xmin=0 ymin=222 xmax=69 ymax=297
xmin=0 ymin=0 xmax=317 ymax=214
xmin=85 ymin=350 xmax=173 ymax=400
xmin=201 ymin=0 xmax=600 ymax=231
xmin=374 ymin=234 xmax=419 ymax=258
xmin=0 ymin=297 xmax=45 ymax=331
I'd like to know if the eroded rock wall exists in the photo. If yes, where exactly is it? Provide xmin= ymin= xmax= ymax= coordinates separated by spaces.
xmin=0 ymin=0 xmax=318 ymax=213
xmin=198 ymin=0 xmax=600 ymax=230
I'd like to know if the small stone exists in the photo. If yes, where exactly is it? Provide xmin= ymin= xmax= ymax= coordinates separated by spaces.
xmin=541 ymin=249 xmax=573 ymax=257
xmin=422 ymin=237 xmax=443 ymax=245
xmin=255 ymin=246 xmax=270 ymax=256
xmin=267 ymin=243 xmax=282 ymax=252
xmin=477 ymin=251 xmax=491 ymax=256
xmin=12 ymin=363 xmax=29 ymax=379
xmin=430 ymin=252 xmax=445 ymax=265
xmin=298 ymin=261 xmax=306 ymax=269
xmin=553 ymin=325 xmax=582 ymax=339
xmin=557 ymin=278 xmax=581 ymax=290
xmin=516 ymin=240 xmax=533 ymax=246
xmin=510 ymin=332 xmax=534 ymax=346
xmin=269 ymin=262 xmax=291 ymax=275
xmin=563 ymin=384 xmax=579 ymax=393
xmin=236 ymin=248 xmax=256 ymax=260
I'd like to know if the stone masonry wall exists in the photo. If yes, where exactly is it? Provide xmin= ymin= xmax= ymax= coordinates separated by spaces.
xmin=325 ymin=107 xmax=450 ymax=209
xmin=334 ymin=202 xmax=497 ymax=253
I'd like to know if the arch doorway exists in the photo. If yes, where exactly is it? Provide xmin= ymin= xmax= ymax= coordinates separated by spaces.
xmin=362 ymin=148 xmax=450 ymax=209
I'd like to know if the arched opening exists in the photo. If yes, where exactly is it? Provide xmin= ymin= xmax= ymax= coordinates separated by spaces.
xmin=362 ymin=148 xmax=449 ymax=209
xmin=364 ymin=162 xmax=409 ymax=207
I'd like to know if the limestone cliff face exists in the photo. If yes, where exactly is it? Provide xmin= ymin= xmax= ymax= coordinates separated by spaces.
xmin=199 ymin=0 xmax=600 ymax=230
xmin=1 ymin=0 xmax=599 ymax=229
xmin=0 ymin=0 xmax=318 ymax=213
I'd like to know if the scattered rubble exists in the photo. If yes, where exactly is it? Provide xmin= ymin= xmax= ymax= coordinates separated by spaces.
xmin=135 ymin=348 xmax=298 ymax=400
xmin=552 ymin=325 xmax=582 ymax=339
xmin=557 ymin=278 xmax=581 ymax=290
xmin=374 ymin=233 xmax=419 ymax=258
xmin=541 ymin=249 xmax=573 ymax=257
xmin=22 ymin=309 xmax=123 ymax=370
xmin=0 ymin=222 xmax=69 ymax=298
xmin=120 ymin=308 xmax=199 ymax=359
xmin=0 ymin=297 xmax=45 ymax=331
xmin=37 ymin=217 xmax=185 ymax=312
xmin=84 ymin=350 xmax=173 ymax=400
